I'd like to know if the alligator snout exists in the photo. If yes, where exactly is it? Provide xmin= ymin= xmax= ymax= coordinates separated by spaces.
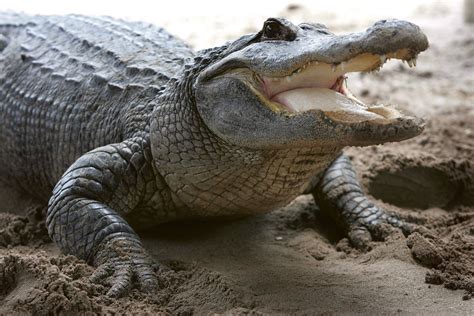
xmin=361 ymin=18 xmax=429 ymax=56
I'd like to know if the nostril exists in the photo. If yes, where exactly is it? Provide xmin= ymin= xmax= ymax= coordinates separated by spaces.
xmin=316 ymin=29 xmax=331 ymax=35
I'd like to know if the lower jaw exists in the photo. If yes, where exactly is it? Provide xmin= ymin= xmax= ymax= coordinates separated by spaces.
xmin=247 ymin=81 xmax=424 ymax=147
xmin=339 ymin=115 xmax=425 ymax=146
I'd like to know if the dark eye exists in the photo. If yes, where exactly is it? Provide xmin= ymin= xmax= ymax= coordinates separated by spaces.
xmin=261 ymin=18 xmax=297 ymax=41
xmin=263 ymin=21 xmax=283 ymax=39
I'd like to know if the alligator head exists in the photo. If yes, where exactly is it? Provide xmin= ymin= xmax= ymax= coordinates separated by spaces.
xmin=194 ymin=18 xmax=429 ymax=149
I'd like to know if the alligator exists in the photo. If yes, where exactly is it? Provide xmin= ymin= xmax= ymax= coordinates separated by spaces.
xmin=0 ymin=13 xmax=428 ymax=297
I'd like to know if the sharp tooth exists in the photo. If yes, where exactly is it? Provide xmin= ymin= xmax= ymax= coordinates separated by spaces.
xmin=340 ymin=61 xmax=346 ymax=70
xmin=379 ymin=54 xmax=386 ymax=64
xmin=331 ymin=64 xmax=337 ymax=72
xmin=407 ymin=59 xmax=413 ymax=67
xmin=412 ymin=57 xmax=417 ymax=67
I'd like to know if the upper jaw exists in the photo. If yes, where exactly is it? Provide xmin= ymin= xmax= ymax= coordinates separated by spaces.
xmin=199 ymin=19 xmax=428 ymax=81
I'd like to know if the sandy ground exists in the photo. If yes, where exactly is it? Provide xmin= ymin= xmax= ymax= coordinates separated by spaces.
xmin=1 ymin=1 xmax=473 ymax=315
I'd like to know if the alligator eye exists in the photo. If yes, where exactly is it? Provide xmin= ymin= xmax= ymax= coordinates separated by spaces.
xmin=263 ymin=21 xmax=284 ymax=39
xmin=261 ymin=18 xmax=297 ymax=41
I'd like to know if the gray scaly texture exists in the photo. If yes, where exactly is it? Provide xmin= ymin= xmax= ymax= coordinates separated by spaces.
xmin=0 ymin=13 xmax=427 ymax=296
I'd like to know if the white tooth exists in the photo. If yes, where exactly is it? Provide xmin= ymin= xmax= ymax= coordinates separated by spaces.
xmin=407 ymin=59 xmax=413 ymax=67
xmin=379 ymin=54 xmax=386 ymax=64
xmin=413 ymin=57 xmax=417 ymax=67
xmin=331 ymin=64 xmax=337 ymax=72
xmin=340 ymin=61 xmax=346 ymax=70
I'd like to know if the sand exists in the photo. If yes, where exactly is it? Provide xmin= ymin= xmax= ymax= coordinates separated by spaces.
xmin=0 ymin=1 xmax=473 ymax=314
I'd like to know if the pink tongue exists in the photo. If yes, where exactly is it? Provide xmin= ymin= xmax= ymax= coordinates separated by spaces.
xmin=272 ymin=87 xmax=383 ymax=121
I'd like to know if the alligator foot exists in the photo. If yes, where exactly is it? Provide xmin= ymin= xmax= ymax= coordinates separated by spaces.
xmin=46 ymin=141 xmax=159 ymax=297
xmin=90 ymin=235 xmax=158 ymax=297
xmin=312 ymin=153 xmax=413 ymax=250
xmin=344 ymin=206 xmax=412 ymax=250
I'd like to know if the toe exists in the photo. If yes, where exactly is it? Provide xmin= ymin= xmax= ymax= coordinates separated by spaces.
xmin=136 ymin=264 xmax=159 ymax=292
xmin=348 ymin=226 xmax=372 ymax=250
xmin=385 ymin=212 xmax=414 ymax=236
xmin=106 ymin=266 xmax=133 ymax=298
xmin=90 ymin=262 xmax=113 ymax=283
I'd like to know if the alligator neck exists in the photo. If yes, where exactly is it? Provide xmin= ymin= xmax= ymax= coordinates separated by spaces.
xmin=150 ymin=72 xmax=341 ymax=217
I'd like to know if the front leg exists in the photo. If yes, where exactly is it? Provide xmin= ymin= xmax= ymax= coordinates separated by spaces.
xmin=311 ymin=153 xmax=412 ymax=249
xmin=46 ymin=138 xmax=157 ymax=297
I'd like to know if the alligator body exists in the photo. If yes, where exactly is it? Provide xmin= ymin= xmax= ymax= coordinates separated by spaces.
xmin=0 ymin=13 xmax=428 ymax=296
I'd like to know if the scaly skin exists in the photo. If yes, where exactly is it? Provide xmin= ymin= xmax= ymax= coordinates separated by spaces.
xmin=0 ymin=13 xmax=428 ymax=296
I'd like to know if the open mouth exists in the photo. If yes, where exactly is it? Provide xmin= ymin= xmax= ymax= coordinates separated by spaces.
xmin=253 ymin=49 xmax=419 ymax=123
